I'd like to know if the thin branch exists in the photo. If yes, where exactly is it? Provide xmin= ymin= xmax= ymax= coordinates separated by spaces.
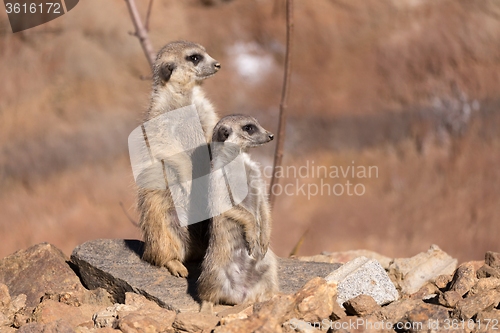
xmin=145 ymin=0 xmax=154 ymax=32
xmin=124 ymin=0 xmax=156 ymax=70
xmin=269 ymin=0 xmax=294 ymax=207
xmin=289 ymin=229 xmax=309 ymax=257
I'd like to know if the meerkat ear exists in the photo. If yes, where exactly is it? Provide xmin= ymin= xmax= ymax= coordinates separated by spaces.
xmin=160 ymin=62 xmax=176 ymax=83
xmin=216 ymin=126 xmax=232 ymax=142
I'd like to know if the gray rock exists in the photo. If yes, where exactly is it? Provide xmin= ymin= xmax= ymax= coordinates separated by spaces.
xmin=450 ymin=262 xmax=477 ymax=297
xmin=71 ymin=239 xmax=341 ymax=312
xmin=402 ymin=303 xmax=450 ymax=332
xmin=453 ymin=289 xmax=500 ymax=320
xmin=388 ymin=244 xmax=457 ymax=295
xmin=485 ymin=251 xmax=500 ymax=269
xmin=372 ymin=299 xmax=423 ymax=323
xmin=477 ymin=265 xmax=500 ymax=279
xmin=437 ymin=290 xmax=462 ymax=308
xmin=325 ymin=256 xmax=399 ymax=308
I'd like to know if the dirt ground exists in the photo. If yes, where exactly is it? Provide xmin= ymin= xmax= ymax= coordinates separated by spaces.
xmin=1 ymin=0 xmax=500 ymax=262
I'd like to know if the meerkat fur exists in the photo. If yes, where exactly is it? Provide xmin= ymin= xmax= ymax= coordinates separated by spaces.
xmin=198 ymin=115 xmax=278 ymax=310
xmin=138 ymin=41 xmax=221 ymax=277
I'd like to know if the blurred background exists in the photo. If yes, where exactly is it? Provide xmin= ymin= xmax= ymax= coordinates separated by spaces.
xmin=1 ymin=0 xmax=499 ymax=263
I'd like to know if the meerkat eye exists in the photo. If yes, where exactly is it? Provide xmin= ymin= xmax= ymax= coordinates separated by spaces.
xmin=242 ymin=124 xmax=256 ymax=135
xmin=186 ymin=53 xmax=204 ymax=66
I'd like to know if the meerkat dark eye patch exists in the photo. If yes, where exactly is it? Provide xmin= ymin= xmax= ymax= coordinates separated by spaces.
xmin=216 ymin=125 xmax=232 ymax=142
xmin=242 ymin=124 xmax=256 ymax=135
xmin=160 ymin=62 xmax=176 ymax=83
xmin=186 ymin=53 xmax=204 ymax=66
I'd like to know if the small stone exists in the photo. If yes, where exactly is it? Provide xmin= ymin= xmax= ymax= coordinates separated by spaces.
xmin=470 ymin=278 xmax=500 ymax=296
xmin=18 ymin=320 xmax=75 ymax=333
xmin=218 ymin=304 xmax=253 ymax=325
xmin=13 ymin=312 xmax=30 ymax=328
xmin=402 ymin=303 xmax=450 ymax=332
xmin=32 ymin=299 xmax=103 ymax=328
xmin=94 ymin=329 xmax=120 ymax=333
xmin=292 ymin=277 xmax=337 ymax=323
xmin=117 ymin=313 xmax=166 ymax=333
xmin=215 ymin=315 xmax=280 ymax=333
xmin=477 ymin=265 xmax=500 ymax=279
xmin=486 ymin=252 xmax=500 ymax=269
xmin=372 ymin=299 xmax=422 ymax=323
xmin=410 ymin=282 xmax=439 ymax=299
xmin=453 ymin=289 xmax=500 ymax=320
xmin=388 ymin=245 xmax=457 ymax=295
xmin=172 ymin=312 xmax=219 ymax=333
xmin=434 ymin=274 xmax=452 ymax=289
xmin=252 ymin=294 xmax=295 ymax=321
xmin=476 ymin=309 xmax=500 ymax=322
xmin=0 ymin=312 xmax=10 ymax=327
xmin=18 ymin=323 xmax=45 ymax=333
xmin=218 ymin=279 xmax=337 ymax=333
xmin=450 ymin=263 xmax=477 ymax=297
xmin=123 ymin=293 xmax=176 ymax=326
xmin=343 ymin=295 xmax=380 ymax=317
xmin=93 ymin=304 xmax=138 ymax=329
xmin=329 ymin=316 xmax=393 ymax=333
xmin=437 ymin=290 xmax=462 ymax=308
xmin=46 ymin=287 xmax=113 ymax=308
xmin=0 ymin=284 xmax=11 ymax=310
xmin=330 ymin=296 xmax=346 ymax=320
xmin=326 ymin=257 xmax=399 ymax=307
xmin=10 ymin=295 xmax=27 ymax=314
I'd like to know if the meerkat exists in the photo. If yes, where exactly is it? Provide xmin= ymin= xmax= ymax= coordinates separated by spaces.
xmin=138 ymin=41 xmax=221 ymax=277
xmin=197 ymin=115 xmax=278 ymax=311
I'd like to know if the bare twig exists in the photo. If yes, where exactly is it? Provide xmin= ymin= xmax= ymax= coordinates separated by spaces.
xmin=124 ymin=0 xmax=156 ymax=69
xmin=120 ymin=202 xmax=139 ymax=227
xmin=145 ymin=0 xmax=154 ymax=32
xmin=269 ymin=0 xmax=294 ymax=207
xmin=289 ymin=229 xmax=308 ymax=257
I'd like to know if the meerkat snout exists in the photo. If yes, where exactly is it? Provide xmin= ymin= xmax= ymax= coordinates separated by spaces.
xmin=213 ymin=62 xmax=221 ymax=71
xmin=268 ymin=133 xmax=274 ymax=141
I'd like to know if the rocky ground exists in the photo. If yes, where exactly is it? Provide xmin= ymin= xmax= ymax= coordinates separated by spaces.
xmin=1 ymin=241 xmax=500 ymax=333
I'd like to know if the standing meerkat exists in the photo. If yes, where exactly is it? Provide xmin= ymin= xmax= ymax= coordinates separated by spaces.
xmin=138 ymin=41 xmax=221 ymax=277
xmin=198 ymin=115 xmax=278 ymax=311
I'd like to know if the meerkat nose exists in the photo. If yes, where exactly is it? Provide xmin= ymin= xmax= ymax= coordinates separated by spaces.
xmin=213 ymin=62 xmax=221 ymax=71
xmin=268 ymin=133 xmax=274 ymax=141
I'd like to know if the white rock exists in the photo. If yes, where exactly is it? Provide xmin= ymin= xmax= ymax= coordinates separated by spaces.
xmin=325 ymin=256 xmax=399 ymax=308
xmin=92 ymin=304 xmax=137 ymax=328
xmin=388 ymin=244 xmax=457 ymax=295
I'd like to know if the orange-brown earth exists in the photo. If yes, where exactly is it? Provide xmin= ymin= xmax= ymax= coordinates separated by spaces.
xmin=1 ymin=0 xmax=500 ymax=262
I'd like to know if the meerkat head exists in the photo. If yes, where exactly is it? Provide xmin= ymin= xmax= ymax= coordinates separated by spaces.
xmin=212 ymin=115 xmax=274 ymax=151
xmin=153 ymin=41 xmax=221 ymax=89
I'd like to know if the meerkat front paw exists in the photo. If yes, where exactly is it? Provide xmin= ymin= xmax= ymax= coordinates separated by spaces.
xmin=246 ymin=238 xmax=264 ymax=260
xmin=166 ymin=259 xmax=189 ymax=277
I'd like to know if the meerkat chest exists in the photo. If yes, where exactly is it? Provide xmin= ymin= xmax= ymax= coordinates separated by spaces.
xmin=239 ymin=154 xmax=264 ymax=219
